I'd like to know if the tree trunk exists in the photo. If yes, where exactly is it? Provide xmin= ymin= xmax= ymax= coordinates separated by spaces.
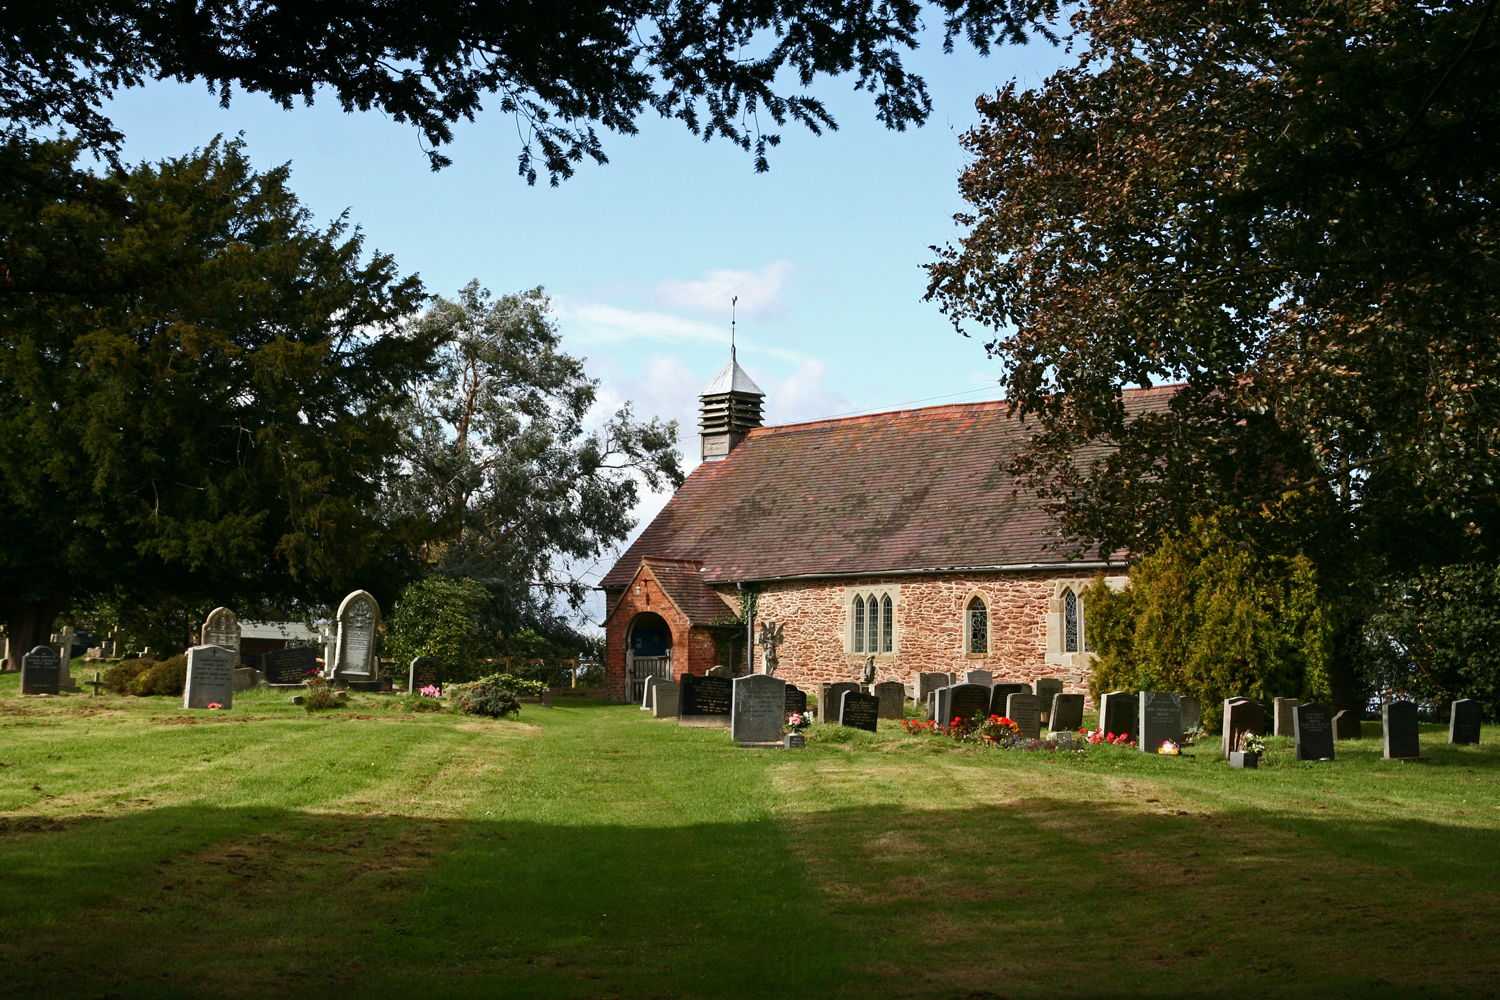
xmin=3 ymin=595 xmax=69 ymax=671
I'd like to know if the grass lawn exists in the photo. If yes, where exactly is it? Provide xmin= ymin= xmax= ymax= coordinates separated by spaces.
xmin=1 ymin=674 xmax=1497 ymax=999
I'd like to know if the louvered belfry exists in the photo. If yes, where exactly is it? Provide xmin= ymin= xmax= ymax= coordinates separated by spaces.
xmin=699 ymin=349 xmax=765 ymax=460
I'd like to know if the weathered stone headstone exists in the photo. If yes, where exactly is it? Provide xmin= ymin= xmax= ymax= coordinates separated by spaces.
xmin=706 ymin=664 xmax=733 ymax=678
xmin=1179 ymin=696 xmax=1202 ymax=737
xmin=873 ymin=680 xmax=905 ymax=719
xmin=332 ymin=590 xmax=380 ymax=683
xmin=1221 ymin=697 xmax=1266 ymax=756
xmin=989 ymin=682 xmax=1031 ymax=716
xmin=679 ymin=673 xmax=732 ymax=727
xmin=1294 ymin=702 xmax=1335 ymax=760
xmin=784 ymin=684 xmax=807 ymax=717
xmin=1273 ymin=697 xmax=1300 ymax=737
xmin=1449 ymin=699 xmax=1482 ymax=745
xmin=1139 ymin=691 xmax=1182 ymax=753
xmin=965 ymin=669 xmax=993 ymax=687
xmin=183 ymin=644 xmax=236 ymax=710
xmin=262 ymin=646 xmax=319 ymax=686
xmin=652 ymin=680 xmax=680 ymax=718
xmin=409 ymin=656 xmax=443 ymax=695
xmin=1034 ymin=678 xmax=1064 ymax=721
xmin=1382 ymin=700 xmax=1422 ymax=759
xmin=640 ymin=673 xmax=663 ymax=710
xmin=200 ymin=607 xmax=242 ymax=660
xmin=1333 ymin=710 xmax=1363 ymax=741
xmin=915 ymin=672 xmax=949 ymax=706
xmin=732 ymin=674 xmax=787 ymax=744
xmin=839 ymin=690 xmax=880 ymax=732
xmin=819 ymin=682 xmax=860 ymax=725
xmin=1100 ymin=691 xmax=1138 ymax=742
xmin=1048 ymin=693 xmax=1085 ymax=733
xmin=1005 ymin=693 xmax=1042 ymax=739
xmin=232 ymin=667 xmax=262 ymax=691
xmin=19 ymin=646 xmax=61 ymax=695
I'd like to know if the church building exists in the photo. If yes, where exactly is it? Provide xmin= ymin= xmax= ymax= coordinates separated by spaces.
xmin=600 ymin=353 xmax=1169 ymax=706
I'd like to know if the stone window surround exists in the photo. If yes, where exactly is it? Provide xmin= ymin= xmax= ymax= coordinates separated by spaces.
xmin=962 ymin=590 xmax=990 ymax=658
xmin=1045 ymin=576 xmax=1126 ymax=668
xmin=844 ymin=584 xmax=900 ymax=659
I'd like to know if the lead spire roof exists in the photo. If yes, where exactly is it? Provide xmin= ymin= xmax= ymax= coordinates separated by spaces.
xmin=700 ymin=349 xmax=764 ymax=397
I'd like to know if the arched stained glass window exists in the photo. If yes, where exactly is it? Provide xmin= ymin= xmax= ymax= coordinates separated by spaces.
xmin=881 ymin=595 xmax=893 ymax=652
xmin=1063 ymin=589 xmax=1080 ymax=653
xmin=867 ymin=594 xmax=880 ymax=654
xmin=852 ymin=596 xmax=865 ymax=653
xmin=967 ymin=596 xmax=988 ymax=654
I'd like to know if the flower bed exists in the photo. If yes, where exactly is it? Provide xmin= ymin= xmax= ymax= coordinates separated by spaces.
xmin=901 ymin=713 xmax=1087 ymax=754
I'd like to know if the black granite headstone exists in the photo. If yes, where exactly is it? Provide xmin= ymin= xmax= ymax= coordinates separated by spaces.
xmin=1100 ymin=691 xmax=1138 ymax=742
xmin=681 ymin=673 xmax=732 ymax=716
xmin=409 ymin=656 xmax=444 ymax=695
xmin=945 ymin=683 xmax=992 ymax=727
xmin=1048 ymin=693 xmax=1086 ymax=733
xmin=1293 ymin=703 xmax=1335 ymax=761
xmin=1221 ymin=697 xmax=1267 ymax=757
xmin=1382 ymin=700 xmax=1421 ymax=759
xmin=819 ymin=682 xmax=860 ymax=725
xmin=989 ymin=682 xmax=1030 ymax=716
xmin=19 ymin=645 xmax=61 ymax=695
xmin=1139 ymin=691 xmax=1182 ymax=753
xmin=262 ymin=646 xmax=320 ymax=686
xmin=784 ymin=684 xmax=808 ymax=717
xmin=1449 ymin=699 xmax=1482 ymax=745
xmin=839 ymin=690 xmax=880 ymax=732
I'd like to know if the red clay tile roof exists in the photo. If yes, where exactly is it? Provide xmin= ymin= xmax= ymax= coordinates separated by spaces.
xmin=637 ymin=558 xmax=737 ymax=625
xmin=601 ymin=387 xmax=1177 ymax=588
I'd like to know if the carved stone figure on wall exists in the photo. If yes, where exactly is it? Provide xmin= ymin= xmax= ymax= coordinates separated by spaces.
xmin=860 ymin=655 xmax=876 ymax=686
xmin=757 ymin=620 xmax=784 ymax=675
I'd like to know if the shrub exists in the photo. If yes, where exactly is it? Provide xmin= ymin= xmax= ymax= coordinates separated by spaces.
xmin=385 ymin=576 xmax=492 ymax=683
xmin=126 ymin=655 xmax=188 ymax=696
xmin=1366 ymin=562 xmax=1500 ymax=715
xmin=102 ymin=657 xmax=156 ymax=694
xmin=573 ymin=662 xmax=605 ymax=688
xmin=302 ymin=676 xmax=347 ymax=713
xmin=450 ymin=672 xmax=545 ymax=718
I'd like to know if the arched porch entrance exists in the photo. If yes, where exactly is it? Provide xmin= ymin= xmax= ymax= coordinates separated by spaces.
xmin=626 ymin=612 xmax=673 ymax=703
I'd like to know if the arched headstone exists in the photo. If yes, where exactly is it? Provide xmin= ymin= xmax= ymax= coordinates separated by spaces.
xmin=201 ymin=607 xmax=242 ymax=659
xmin=333 ymin=591 xmax=381 ymax=682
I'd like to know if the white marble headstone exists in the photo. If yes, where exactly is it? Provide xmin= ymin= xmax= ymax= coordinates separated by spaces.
xmin=200 ymin=607 xmax=242 ymax=658
xmin=333 ymin=590 xmax=380 ymax=680
xmin=184 ymin=644 xmax=237 ymax=709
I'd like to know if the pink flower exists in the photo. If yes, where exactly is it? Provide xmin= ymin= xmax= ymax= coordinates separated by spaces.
xmin=207 ymin=702 xmax=223 ymax=710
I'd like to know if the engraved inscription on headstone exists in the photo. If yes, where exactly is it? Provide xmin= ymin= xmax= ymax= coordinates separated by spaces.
xmin=409 ymin=656 xmax=443 ymax=695
xmin=333 ymin=590 xmax=381 ymax=680
xmin=1100 ymin=691 xmax=1138 ymax=742
xmin=1048 ymin=693 xmax=1085 ymax=733
xmin=989 ymin=682 xmax=1031 ymax=716
xmin=1449 ymin=699 xmax=1482 ymax=745
xmin=1005 ymin=693 xmax=1042 ymax=739
xmin=200 ymin=607 xmax=242 ymax=659
xmin=819 ymin=682 xmax=859 ymax=725
xmin=19 ymin=645 xmax=61 ymax=695
xmin=1179 ymin=696 xmax=1202 ymax=737
xmin=262 ymin=646 xmax=319 ymax=686
xmin=839 ymin=690 xmax=879 ymax=732
xmin=1034 ymin=678 xmax=1064 ymax=721
xmin=784 ymin=684 xmax=808 ymax=717
xmin=1293 ymin=702 xmax=1335 ymax=760
xmin=184 ymin=644 xmax=236 ymax=709
xmin=681 ymin=673 xmax=732 ymax=715
xmin=873 ymin=681 xmax=905 ymax=719
xmin=965 ymin=669 xmax=993 ymax=688
xmin=1273 ymin=697 xmax=1300 ymax=737
xmin=1139 ymin=691 xmax=1182 ymax=753
xmin=731 ymin=674 xmax=787 ymax=744
xmin=1332 ymin=709 xmax=1363 ymax=741
xmin=1222 ymin=698 xmax=1266 ymax=756
xmin=1382 ymin=700 xmax=1421 ymax=759
xmin=652 ymin=680 xmax=680 ymax=718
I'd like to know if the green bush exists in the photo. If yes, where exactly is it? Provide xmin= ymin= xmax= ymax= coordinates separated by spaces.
xmin=125 ymin=655 xmax=189 ymax=697
xmin=573 ymin=662 xmax=605 ymax=688
xmin=102 ymin=657 xmax=156 ymax=694
xmin=1367 ymin=562 xmax=1500 ymax=716
xmin=450 ymin=672 xmax=546 ymax=718
xmin=1087 ymin=508 xmax=1333 ymax=729
xmin=385 ymin=576 xmax=492 ymax=683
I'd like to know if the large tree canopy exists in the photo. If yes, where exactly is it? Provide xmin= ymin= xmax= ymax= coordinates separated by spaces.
xmin=0 ymin=1 xmax=1058 ymax=182
xmin=925 ymin=0 xmax=1500 ymax=575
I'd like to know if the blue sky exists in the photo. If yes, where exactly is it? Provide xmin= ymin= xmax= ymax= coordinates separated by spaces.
xmin=101 ymin=28 xmax=1072 ymax=612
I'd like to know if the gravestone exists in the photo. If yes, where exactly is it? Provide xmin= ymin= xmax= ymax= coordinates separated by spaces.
xmin=1228 ymin=751 xmax=1258 ymax=769
xmin=965 ymin=669 xmax=994 ymax=688
xmin=1100 ymin=691 xmax=1138 ymax=742
xmin=262 ymin=646 xmax=320 ymax=686
xmin=1179 ymin=696 xmax=1202 ymax=738
xmin=873 ymin=681 xmax=905 ymax=719
xmin=1139 ymin=691 xmax=1182 ymax=753
xmin=706 ymin=664 xmax=733 ymax=678
xmin=1382 ymin=700 xmax=1422 ymax=759
xmin=332 ymin=590 xmax=381 ymax=683
xmin=652 ymin=680 xmax=680 ymax=718
xmin=19 ymin=645 xmax=61 ymax=695
xmin=679 ymin=673 xmax=733 ymax=728
xmin=409 ymin=657 xmax=443 ymax=695
xmin=1048 ymin=693 xmax=1085 ymax=733
xmin=184 ymin=644 xmax=236 ymax=710
xmin=1273 ymin=697 xmax=1300 ymax=737
xmin=1034 ymin=678 xmax=1064 ymax=721
xmin=942 ymin=683 xmax=992 ymax=727
xmin=915 ymin=672 xmax=949 ymax=706
xmin=732 ymin=674 xmax=787 ymax=744
xmin=232 ymin=667 xmax=261 ymax=691
xmin=1293 ymin=702 xmax=1335 ymax=761
xmin=640 ymin=673 xmax=663 ymax=710
xmin=200 ymin=607 xmax=242 ymax=660
xmin=784 ymin=684 xmax=808 ymax=717
xmin=1333 ymin=710 xmax=1363 ymax=741
xmin=1449 ymin=699 xmax=1482 ymax=745
xmin=1221 ymin=698 xmax=1267 ymax=756
xmin=1005 ymin=693 xmax=1042 ymax=739
xmin=990 ymin=683 xmax=1031 ymax=716
xmin=839 ymin=690 xmax=880 ymax=731
xmin=819 ymin=682 xmax=860 ymax=725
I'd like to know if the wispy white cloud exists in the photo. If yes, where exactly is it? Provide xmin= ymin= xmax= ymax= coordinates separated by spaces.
xmin=655 ymin=261 xmax=795 ymax=319
xmin=554 ymin=298 xmax=806 ymax=363
xmin=761 ymin=358 xmax=854 ymax=426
